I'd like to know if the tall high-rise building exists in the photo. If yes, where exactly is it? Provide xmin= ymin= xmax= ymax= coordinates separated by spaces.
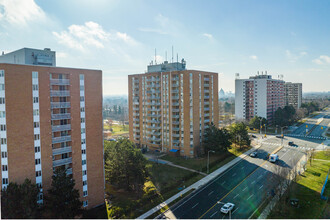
xmin=128 ymin=60 xmax=218 ymax=157
xmin=0 ymin=52 xmax=104 ymax=208
xmin=284 ymin=82 xmax=302 ymax=109
xmin=235 ymin=73 xmax=285 ymax=122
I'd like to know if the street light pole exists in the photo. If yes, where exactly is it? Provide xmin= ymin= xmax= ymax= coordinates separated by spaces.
xmin=259 ymin=119 xmax=262 ymax=135
xmin=207 ymin=150 xmax=215 ymax=174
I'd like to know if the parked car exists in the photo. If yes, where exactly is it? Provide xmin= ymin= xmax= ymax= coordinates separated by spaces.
xmin=250 ymin=151 xmax=257 ymax=157
xmin=276 ymin=135 xmax=283 ymax=138
xmin=251 ymin=135 xmax=257 ymax=138
xmin=220 ymin=203 xmax=235 ymax=214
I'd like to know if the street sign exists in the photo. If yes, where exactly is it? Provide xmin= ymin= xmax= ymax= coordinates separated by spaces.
xmin=306 ymin=125 xmax=308 ymax=128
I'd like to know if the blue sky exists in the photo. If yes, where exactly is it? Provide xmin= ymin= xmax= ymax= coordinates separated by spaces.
xmin=0 ymin=0 xmax=329 ymax=95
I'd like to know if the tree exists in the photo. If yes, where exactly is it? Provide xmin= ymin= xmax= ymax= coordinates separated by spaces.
xmin=45 ymin=168 xmax=83 ymax=218
xmin=1 ymin=179 xmax=40 ymax=219
xmin=203 ymin=123 xmax=231 ymax=153
xmin=229 ymin=122 xmax=251 ymax=148
xmin=104 ymin=139 xmax=148 ymax=194
xmin=249 ymin=116 xmax=267 ymax=130
xmin=274 ymin=105 xmax=296 ymax=127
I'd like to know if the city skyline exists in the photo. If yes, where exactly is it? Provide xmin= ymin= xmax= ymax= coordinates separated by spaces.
xmin=1 ymin=0 xmax=330 ymax=95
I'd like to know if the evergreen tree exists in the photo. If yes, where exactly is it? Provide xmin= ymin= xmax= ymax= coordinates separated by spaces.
xmin=203 ymin=123 xmax=232 ymax=153
xmin=229 ymin=122 xmax=251 ymax=148
xmin=1 ymin=179 xmax=40 ymax=219
xmin=45 ymin=168 xmax=83 ymax=218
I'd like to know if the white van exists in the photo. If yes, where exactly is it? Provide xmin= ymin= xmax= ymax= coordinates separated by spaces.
xmin=269 ymin=154 xmax=279 ymax=163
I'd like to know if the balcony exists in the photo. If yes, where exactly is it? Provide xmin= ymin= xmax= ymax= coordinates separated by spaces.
xmin=66 ymin=168 xmax=73 ymax=175
xmin=50 ymin=78 xmax=70 ymax=85
xmin=204 ymin=83 xmax=210 ymax=87
xmin=172 ymin=115 xmax=180 ymax=119
xmin=172 ymin=109 xmax=180 ymax=113
xmin=51 ymin=113 xmax=71 ymax=120
xmin=150 ymin=108 xmax=161 ymax=112
xmin=204 ymin=108 xmax=210 ymax=111
xmin=52 ymin=146 xmax=72 ymax=156
xmin=172 ymin=133 xmax=180 ymax=138
xmin=147 ymin=120 xmax=161 ymax=124
xmin=147 ymin=114 xmax=161 ymax=117
xmin=172 ymin=127 xmax=180 ymax=131
xmin=172 ymin=83 xmax=179 ymax=87
xmin=204 ymin=102 xmax=210 ymax=105
xmin=53 ymin=157 xmax=72 ymax=167
xmin=52 ymin=124 xmax=71 ymax=132
xmin=148 ymin=137 xmax=161 ymax=142
xmin=172 ymin=89 xmax=179 ymax=93
xmin=52 ymin=135 xmax=71 ymax=144
xmin=147 ymin=125 xmax=161 ymax=129
xmin=133 ymin=112 xmax=140 ymax=116
xmin=133 ymin=118 xmax=139 ymax=122
xmin=172 ymin=121 xmax=180 ymax=125
xmin=133 ymin=102 xmax=139 ymax=105
xmin=172 ymin=95 xmax=179 ymax=100
xmin=172 ymin=140 xmax=180 ymax=144
xmin=204 ymin=113 xmax=210 ymax=117
xmin=204 ymin=96 xmax=210 ymax=99
xmin=172 ymin=102 xmax=180 ymax=106
xmin=204 ymin=119 xmax=210 ymax=123
xmin=50 ymin=90 xmax=70 ymax=97
xmin=149 ymin=96 xmax=161 ymax=100
xmin=51 ymin=102 xmax=71 ymax=109
xmin=133 ymin=107 xmax=140 ymax=111
xmin=204 ymin=78 xmax=210 ymax=81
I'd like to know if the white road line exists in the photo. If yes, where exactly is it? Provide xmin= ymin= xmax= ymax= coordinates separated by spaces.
xmin=232 ymin=173 xmax=237 ymax=177
xmin=247 ymin=194 xmax=253 ymax=200
xmin=251 ymin=180 xmax=256 ymax=185
xmin=241 ymin=166 xmax=244 ymax=169
xmin=210 ymin=211 xmax=218 ymax=218
xmin=259 ymin=185 xmax=263 ymax=189
xmin=234 ymin=194 xmax=239 ymax=199
xmin=264 ymin=170 xmax=267 ymax=174
xmin=257 ymin=175 xmax=262 ymax=179
xmin=192 ymin=203 xmax=199 ymax=209
xmin=243 ymin=186 xmax=248 ymax=191
xmin=232 ymin=207 xmax=239 ymax=214
xmin=222 ymin=181 xmax=226 ymax=185
xmin=208 ymin=191 xmax=214 ymax=196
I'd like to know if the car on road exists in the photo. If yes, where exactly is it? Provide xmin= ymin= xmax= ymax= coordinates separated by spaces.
xmin=288 ymin=141 xmax=294 ymax=146
xmin=250 ymin=151 xmax=257 ymax=157
xmin=276 ymin=135 xmax=283 ymax=138
xmin=220 ymin=203 xmax=235 ymax=214
xmin=251 ymin=134 xmax=257 ymax=138
xmin=269 ymin=154 xmax=279 ymax=163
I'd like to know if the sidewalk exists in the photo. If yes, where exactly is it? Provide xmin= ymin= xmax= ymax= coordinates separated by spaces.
xmin=137 ymin=140 xmax=266 ymax=219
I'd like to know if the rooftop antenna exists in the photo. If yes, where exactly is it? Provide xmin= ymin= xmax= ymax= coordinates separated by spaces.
xmin=257 ymin=71 xmax=259 ymax=75
xmin=155 ymin=48 xmax=157 ymax=65
xmin=235 ymin=73 xmax=240 ymax=79
xmin=165 ymin=51 xmax=167 ymax=62
xmin=265 ymin=70 xmax=267 ymax=75
xmin=172 ymin=46 xmax=174 ymax=63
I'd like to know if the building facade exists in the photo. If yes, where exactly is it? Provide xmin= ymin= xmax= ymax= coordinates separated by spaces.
xmin=0 ymin=63 xmax=104 ymax=209
xmin=235 ymin=73 xmax=285 ymax=122
xmin=128 ymin=61 xmax=218 ymax=158
xmin=284 ymin=82 xmax=302 ymax=109
xmin=0 ymin=48 xmax=56 ymax=66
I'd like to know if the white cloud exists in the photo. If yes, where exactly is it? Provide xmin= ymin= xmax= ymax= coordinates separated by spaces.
xmin=138 ymin=14 xmax=180 ymax=36
xmin=203 ymin=33 xmax=213 ymax=40
xmin=313 ymin=55 xmax=330 ymax=65
xmin=286 ymin=50 xmax=307 ymax=62
xmin=249 ymin=55 xmax=258 ymax=60
xmin=0 ymin=0 xmax=45 ymax=26
xmin=53 ymin=21 xmax=138 ymax=52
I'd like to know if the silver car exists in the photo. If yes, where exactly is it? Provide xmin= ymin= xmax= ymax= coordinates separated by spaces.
xmin=220 ymin=202 xmax=235 ymax=214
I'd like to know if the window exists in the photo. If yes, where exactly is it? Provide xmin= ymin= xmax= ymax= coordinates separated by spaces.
xmin=80 ymin=107 xmax=85 ymax=112
xmin=32 ymin=84 xmax=38 ymax=91
xmin=36 ymin=171 xmax=42 ymax=177
xmin=33 ymin=97 xmax=39 ymax=103
xmin=81 ymin=118 xmax=85 ymax=123
xmin=2 ymin=165 xmax=8 ymax=171
xmin=80 ymin=74 xmax=84 ymax=80
xmin=38 ymin=193 xmax=43 ymax=201
xmin=0 ymin=97 xmax=5 ymax=104
xmin=0 ymin=84 xmax=4 ymax=91
xmin=36 ymin=183 xmax=42 ymax=188
xmin=83 ymin=190 xmax=88 ymax=197
xmin=62 ymin=153 xmax=69 ymax=159
xmin=34 ymin=122 xmax=40 ymax=128
xmin=0 ymin=111 xmax=5 ymax=118
xmin=35 ymin=146 xmax=41 ymax=153
xmin=80 ymin=86 xmax=84 ymax=91
xmin=81 ymin=139 xmax=86 ymax=144
xmin=34 ymin=134 xmax=40 ymax=140
xmin=1 ymin=151 xmax=7 ymax=158
xmin=32 ymin=72 xmax=38 ymax=78
xmin=80 ymin=96 xmax=85 ymax=102
xmin=82 ymin=160 xmax=86 ymax=165
xmin=33 ymin=109 xmax=39 ymax=116
xmin=81 ymin=128 xmax=85 ymax=134
xmin=0 ymin=124 xmax=6 ymax=131
xmin=0 ymin=70 xmax=4 ymax=77
xmin=83 ymin=200 xmax=88 ymax=207
xmin=35 ymin=158 xmax=41 ymax=165
xmin=82 ymin=170 xmax=87 ymax=176
xmin=2 ymin=178 xmax=8 ymax=185
xmin=83 ymin=180 xmax=87 ymax=186
xmin=1 ymin=138 xmax=6 ymax=144
xmin=82 ymin=149 xmax=86 ymax=154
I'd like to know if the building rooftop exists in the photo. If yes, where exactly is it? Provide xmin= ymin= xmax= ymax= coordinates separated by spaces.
xmin=147 ymin=58 xmax=186 ymax=73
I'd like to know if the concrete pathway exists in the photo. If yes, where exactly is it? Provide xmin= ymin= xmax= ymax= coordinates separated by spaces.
xmin=137 ymin=138 xmax=268 ymax=219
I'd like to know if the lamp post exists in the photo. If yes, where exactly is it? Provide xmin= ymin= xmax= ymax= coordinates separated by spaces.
xmin=207 ymin=150 xmax=215 ymax=174
xmin=281 ymin=126 xmax=287 ymax=146
xmin=259 ymin=119 xmax=262 ymax=135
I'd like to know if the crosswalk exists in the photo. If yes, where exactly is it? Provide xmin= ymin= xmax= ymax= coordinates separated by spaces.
xmin=259 ymin=141 xmax=315 ymax=151
xmin=286 ymin=134 xmax=326 ymax=140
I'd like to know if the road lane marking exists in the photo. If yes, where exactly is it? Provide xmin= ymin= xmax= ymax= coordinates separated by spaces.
xmin=234 ymin=194 xmax=239 ymax=199
xmin=208 ymin=191 xmax=214 ymax=196
xmin=232 ymin=207 xmax=239 ymax=214
xmin=222 ymin=181 xmax=226 ymax=185
xmin=257 ymin=175 xmax=262 ymax=179
xmin=232 ymin=173 xmax=237 ymax=177
xmin=241 ymin=166 xmax=244 ymax=169
xmin=243 ymin=187 xmax=248 ymax=191
xmin=264 ymin=170 xmax=267 ymax=174
xmin=259 ymin=185 xmax=263 ymax=189
xmin=251 ymin=180 xmax=256 ymax=185
xmin=210 ymin=211 xmax=218 ymax=218
xmin=192 ymin=203 xmax=199 ymax=209
xmin=247 ymin=194 xmax=253 ymax=200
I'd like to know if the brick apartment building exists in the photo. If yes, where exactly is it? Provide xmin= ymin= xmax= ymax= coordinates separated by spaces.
xmin=235 ymin=73 xmax=285 ymax=122
xmin=128 ymin=59 xmax=219 ymax=157
xmin=285 ymin=82 xmax=302 ymax=109
xmin=0 ymin=48 xmax=104 ymax=209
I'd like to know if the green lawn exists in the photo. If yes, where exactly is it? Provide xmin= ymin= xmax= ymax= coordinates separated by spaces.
xmin=104 ymin=124 xmax=129 ymax=135
xmin=268 ymin=151 xmax=330 ymax=219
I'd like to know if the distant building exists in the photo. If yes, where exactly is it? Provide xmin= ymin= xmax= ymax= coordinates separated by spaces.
xmin=0 ymin=49 xmax=103 ymax=209
xmin=219 ymin=88 xmax=225 ymax=99
xmin=235 ymin=73 xmax=285 ymax=122
xmin=0 ymin=48 xmax=56 ymax=66
xmin=128 ymin=59 xmax=219 ymax=157
xmin=284 ymin=82 xmax=302 ymax=109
